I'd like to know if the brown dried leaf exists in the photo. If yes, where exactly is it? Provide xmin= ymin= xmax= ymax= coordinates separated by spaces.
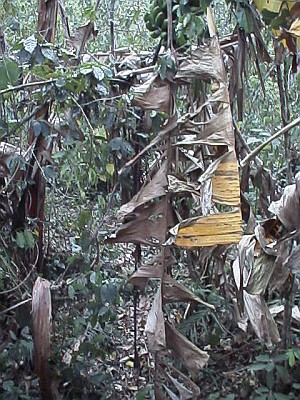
xmin=145 ymin=285 xmax=166 ymax=352
xmin=243 ymin=292 xmax=281 ymax=345
xmin=165 ymin=322 xmax=209 ymax=372
xmin=132 ymin=75 xmax=171 ymax=114
xmin=119 ymin=162 xmax=167 ymax=218
xmin=68 ymin=21 xmax=98 ymax=56
xmin=163 ymin=276 xmax=215 ymax=310
xmin=212 ymin=152 xmax=240 ymax=206
xmin=176 ymin=37 xmax=225 ymax=82
xmin=284 ymin=244 xmax=300 ymax=275
xmin=107 ymin=200 xmax=174 ymax=246
xmin=177 ymin=106 xmax=234 ymax=147
xmin=156 ymin=359 xmax=200 ymax=399
xmin=245 ymin=252 xmax=276 ymax=295
xmin=269 ymin=172 xmax=300 ymax=232
xmin=128 ymin=249 xmax=176 ymax=289
xmin=268 ymin=245 xmax=290 ymax=293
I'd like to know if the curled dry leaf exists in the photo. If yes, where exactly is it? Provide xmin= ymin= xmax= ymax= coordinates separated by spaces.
xmin=165 ymin=322 xmax=209 ymax=372
xmin=244 ymin=292 xmax=281 ymax=345
xmin=119 ymin=162 xmax=168 ymax=218
xmin=163 ymin=276 xmax=215 ymax=310
xmin=128 ymin=249 xmax=176 ymax=289
xmin=176 ymin=36 xmax=225 ymax=82
xmin=269 ymin=172 xmax=300 ymax=232
xmin=132 ymin=75 xmax=171 ymax=114
xmin=145 ymin=285 xmax=166 ymax=352
xmin=107 ymin=200 xmax=174 ymax=246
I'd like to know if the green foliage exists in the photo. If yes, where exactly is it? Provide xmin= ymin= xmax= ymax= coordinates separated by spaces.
xmin=249 ymin=350 xmax=300 ymax=399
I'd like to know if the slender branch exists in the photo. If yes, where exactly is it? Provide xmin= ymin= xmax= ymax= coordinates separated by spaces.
xmin=0 ymin=298 xmax=32 ymax=315
xmin=110 ymin=0 xmax=115 ymax=56
xmin=0 ymin=263 xmax=36 ymax=295
xmin=0 ymin=79 xmax=56 ymax=96
xmin=240 ymin=116 xmax=300 ymax=168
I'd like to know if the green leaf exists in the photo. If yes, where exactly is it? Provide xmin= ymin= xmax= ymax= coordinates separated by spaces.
xmin=106 ymin=163 xmax=114 ymax=176
xmin=0 ymin=58 xmax=20 ymax=90
xmin=266 ymin=370 xmax=274 ymax=390
xmin=235 ymin=7 xmax=253 ymax=33
xmin=78 ymin=210 xmax=92 ymax=229
xmin=287 ymin=350 xmax=295 ymax=367
xmin=23 ymin=229 xmax=35 ymax=249
xmin=68 ymin=285 xmax=75 ymax=300
xmin=273 ymin=393 xmax=291 ymax=400
xmin=275 ymin=365 xmax=289 ymax=383
xmin=16 ymin=231 xmax=26 ymax=248
xmin=3 ymin=380 xmax=14 ymax=392
xmin=250 ymin=363 xmax=267 ymax=371
xmin=255 ymin=355 xmax=270 ymax=363
xmin=136 ymin=387 xmax=149 ymax=400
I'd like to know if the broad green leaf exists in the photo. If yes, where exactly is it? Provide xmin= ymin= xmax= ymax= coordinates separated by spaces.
xmin=16 ymin=231 xmax=25 ymax=248
xmin=273 ymin=393 xmax=291 ymax=400
xmin=106 ymin=163 xmax=114 ymax=175
xmin=0 ymin=58 xmax=19 ymax=90
xmin=249 ymin=363 xmax=267 ymax=371
xmin=255 ymin=355 xmax=270 ymax=363
xmin=68 ymin=285 xmax=75 ymax=300
xmin=3 ymin=380 xmax=14 ymax=392
xmin=19 ymin=229 xmax=34 ymax=249
xmin=287 ymin=350 xmax=295 ymax=367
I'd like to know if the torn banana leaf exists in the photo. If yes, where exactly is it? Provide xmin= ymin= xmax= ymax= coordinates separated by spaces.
xmin=245 ymin=252 xmax=276 ymax=295
xmin=132 ymin=75 xmax=170 ymax=114
xmin=177 ymin=106 xmax=234 ymax=147
xmin=284 ymin=244 xmax=300 ymax=275
xmin=107 ymin=200 xmax=174 ymax=246
xmin=163 ymin=276 xmax=215 ymax=310
xmin=165 ymin=322 xmax=209 ymax=372
xmin=145 ymin=285 xmax=166 ymax=352
xmin=119 ymin=161 xmax=168 ymax=218
xmin=176 ymin=37 xmax=225 ymax=83
xmin=244 ymin=292 xmax=281 ymax=345
xmin=268 ymin=245 xmax=290 ymax=293
xmin=128 ymin=249 xmax=177 ymax=289
xmin=168 ymin=210 xmax=242 ymax=247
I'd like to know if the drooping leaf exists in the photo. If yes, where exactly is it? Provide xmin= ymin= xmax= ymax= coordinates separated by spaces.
xmin=145 ymin=285 xmax=166 ymax=351
xmin=165 ymin=322 xmax=209 ymax=372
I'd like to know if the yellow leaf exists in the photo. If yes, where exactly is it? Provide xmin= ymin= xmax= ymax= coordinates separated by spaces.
xmin=212 ymin=156 xmax=240 ymax=206
xmin=125 ymin=360 xmax=134 ymax=368
xmin=106 ymin=163 xmax=115 ymax=175
xmin=254 ymin=0 xmax=282 ymax=13
xmin=174 ymin=210 xmax=242 ymax=247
